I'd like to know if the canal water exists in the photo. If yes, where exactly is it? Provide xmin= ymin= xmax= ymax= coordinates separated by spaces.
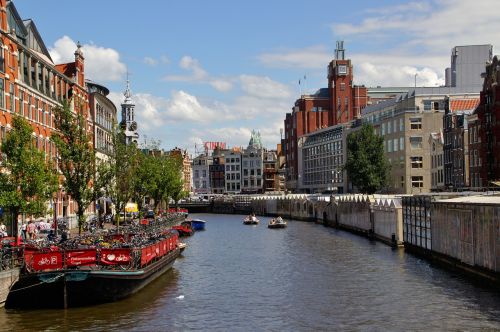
xmin=1 ymin=213 xmax=500 ymax=331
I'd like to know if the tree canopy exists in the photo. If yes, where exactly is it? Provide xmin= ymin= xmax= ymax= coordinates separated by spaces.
xmin=0 ymin=116 xmax=57 ymax=235
xmin=345 ymin=123 xmax=389 ymax=194
xmin=52 ymin=101 xmax=107 ymax=233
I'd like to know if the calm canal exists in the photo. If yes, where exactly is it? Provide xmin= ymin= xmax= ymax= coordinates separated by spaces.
xmin=1 ymin=213 xmax=500 ymax=331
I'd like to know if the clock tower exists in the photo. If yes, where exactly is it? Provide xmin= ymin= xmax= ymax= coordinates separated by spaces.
xmin=120 ymin=79 xmax=139 ymax=145
xmin=327 ymin=41 xmax=354 ymax=126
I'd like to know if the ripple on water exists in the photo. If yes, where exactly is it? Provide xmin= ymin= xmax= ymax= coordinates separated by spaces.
xmin=1 ymin=214 xmax=500 ymax=331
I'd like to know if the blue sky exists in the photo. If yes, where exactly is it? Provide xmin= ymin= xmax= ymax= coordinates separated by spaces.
xmin=14 ymin=0 xmax=500 ymax=154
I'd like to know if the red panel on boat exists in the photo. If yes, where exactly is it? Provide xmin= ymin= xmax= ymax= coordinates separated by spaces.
xmin=31 ymin=252 xmax=63 ymax=271
xmin=100 ymin=249 xmax=131 ymax=265
xmin=66 ymin=249 xmax=97 ymax=267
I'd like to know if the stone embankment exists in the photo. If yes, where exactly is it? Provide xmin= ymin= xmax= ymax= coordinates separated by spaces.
xmin=251 ymin=193 xmax=500 ymax=285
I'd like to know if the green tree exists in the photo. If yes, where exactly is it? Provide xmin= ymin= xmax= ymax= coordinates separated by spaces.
xmin=0 ymin=116 xmax=57 ymax=237
xmin=345 ymin=123 xmax=389 ymax=194
xmin=132 ymin=152 xmax=157 ymax=216
xmin=52 ymin=101 xmax=107 ymax=234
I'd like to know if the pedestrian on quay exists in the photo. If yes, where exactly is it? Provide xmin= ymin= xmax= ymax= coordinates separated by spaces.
xmin=27 ymin=220 xmax=36 ymax=239
xmin=21 ymin=221 xmax=27 ymax=240
xmin=0 ymin=221 xmax=7 ymax=237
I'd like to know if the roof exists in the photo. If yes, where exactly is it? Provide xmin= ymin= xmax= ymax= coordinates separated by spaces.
xmin=313 ymin=88 xmax=329 ymax=98
xmin=450 ymin=98 xmax=479 ymax=112
xmin=435 ymin=195 xmax=500 ymax=205
xmin=361 ymin=97 xmax=399 ymax=116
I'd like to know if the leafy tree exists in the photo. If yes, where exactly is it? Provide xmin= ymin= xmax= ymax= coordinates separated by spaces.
xmin=132 ymin=152 xmax=157 ymax=216
xmin=0 ymin=116 xmax=57 ymax=237
xmin=52 ymin=101 xmax=108 ymax=234
xmin=103 ymin=127 xmax=138 ymax=227
xmin=345 ymin=123 xmax=389 ymax=194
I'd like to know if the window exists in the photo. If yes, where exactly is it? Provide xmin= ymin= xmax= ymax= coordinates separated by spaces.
xmin=19 ymin=91 xmax=23 ymax=115
xmin=244 ymin=169 xmax=248 ymax=176
xmin=399 ymin=118 xmax=404 ymax=131
xmin=411 ymin=176 xmax=424 ymax=188
xmin=423 ymin=100 xmax=432 ymax=111
xmin=9 ymin=83 xmax=13 ymax=112
xmin=393 ymin=139 xmax=398 ymax=152
xmin=0 ymin=43 xmax=4 ymax=73
xmin=381 ymin=123 xmax=386 ymax=135
xmin=387 ymin=121 xmax=392 ymax=134
xmin=399 ymin=137 xmax=404 ymax=150
xmin=194 ymin=170 xmax=199 ymax=178
xmin=410 ymin=136 xmax=423 ymax=149
xmin=340 ymin=83 xmax=345 ymax=91
xmin=387 ymin=139 xmax=393 ymax=153
xmin=410 ymin=117 xmax=422 ymax=130
xmin=411 ymin=156 xmax=423 ymax=168
xmin=0 ymin=78 xmax=4 ymax=109
xmin=257 ymin=169 xmax=261 ymax=176
xmin=393 ymin=119 xmax=398 ymax=133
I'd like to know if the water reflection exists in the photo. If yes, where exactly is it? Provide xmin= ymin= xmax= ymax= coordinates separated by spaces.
xmin=1 ymin=214 xmax=500 ymax=331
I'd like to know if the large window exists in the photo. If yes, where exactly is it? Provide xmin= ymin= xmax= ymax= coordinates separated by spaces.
xmin=411 ymin=156 xmax=423 ymax=168
xmin=410 ymin=136 xmax=423 ymax=149
xmin=410 ymin=117 xmax=422 ymax=130
xmin=411 ymin=176 xmax=424 ymax=188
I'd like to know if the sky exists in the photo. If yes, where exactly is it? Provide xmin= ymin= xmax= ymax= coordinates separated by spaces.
xmin=13 ymin=0 xmax=500 ymax=155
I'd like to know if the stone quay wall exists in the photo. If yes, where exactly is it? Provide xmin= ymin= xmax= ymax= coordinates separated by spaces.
xmin=251 ymin=193 xmax=500 ymax=285
xmin=0 ymin=268 xmax=19 ymax=307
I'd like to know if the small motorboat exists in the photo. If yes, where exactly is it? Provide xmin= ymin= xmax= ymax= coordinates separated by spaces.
xmin=172 ymin=221 xmax=194 ymax=236
xmin=178 ymin=242 xmax=187 ymax=253
xmin=268 ymin=217 xmax=287 ymax=229
xmin=190 ymin=218 xmax=206 ymax=231
xmin=243 ymin=215 xmax=259 ymax=225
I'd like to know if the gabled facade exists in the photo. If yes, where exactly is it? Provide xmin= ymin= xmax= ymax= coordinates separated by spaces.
xmin=0 ymin=0 xmax=93 ymax=233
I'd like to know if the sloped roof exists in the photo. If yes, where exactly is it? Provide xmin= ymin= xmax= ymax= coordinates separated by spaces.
xmin=23 ymin=19 xmax=53 ymax=63
xmin=361 ymin=97 xmax=399 ymax=116
xmin=450 ymin=98 xmax=479 ymax=112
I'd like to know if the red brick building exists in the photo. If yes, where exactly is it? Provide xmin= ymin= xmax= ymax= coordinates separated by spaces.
xmin=0 ymin=0 xmax=92 ymax=232
xmin=283 ymin=41 xmax=368 ymax=190
xmin=471 ymin=55 xmax=500 ymax=188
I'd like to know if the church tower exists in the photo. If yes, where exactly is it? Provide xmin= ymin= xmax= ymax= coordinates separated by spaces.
xmin=120 ymin=79 xmax=139 ymax=145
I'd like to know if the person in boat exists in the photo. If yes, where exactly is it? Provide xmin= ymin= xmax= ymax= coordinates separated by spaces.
xmin=251 ymin=213 xmax=257 ymax=222
xmin=276 ymin=216 xmax=283 ymax=223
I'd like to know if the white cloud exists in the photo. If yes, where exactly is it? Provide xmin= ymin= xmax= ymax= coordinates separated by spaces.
xmin=239 ymin=75 xmax=292 ymax=99
xmin=143 ymin=55 xmax=169 ymax=66
xmin=209 ymin=79 xmax=233 ymax=92
xmin=355 ymin=63 xmax=444 ymax=87
xmin=166 ymin=56 xmax=207 ymax=81
xmin=164 ymin=56 xmax=234 ymax=92
xmin=332 ymin=0 xmax=500 ymax=55
xmin=109 ymin=90 xmax=226 ymax=130
xmin=143 ymin=57 xmax=157 ymax=66
xmin=49 ymin=36 xmax=126 ymax=82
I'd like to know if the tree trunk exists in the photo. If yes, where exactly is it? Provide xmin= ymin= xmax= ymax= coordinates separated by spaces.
xmin=77 ymin=204 xmax=85 ymax=236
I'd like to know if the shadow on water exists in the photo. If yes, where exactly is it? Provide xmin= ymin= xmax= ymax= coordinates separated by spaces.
xmin=2 ymin=213 xmax=500 ymax=331
xmin=0 ymin=268 xmax=181 ymax=332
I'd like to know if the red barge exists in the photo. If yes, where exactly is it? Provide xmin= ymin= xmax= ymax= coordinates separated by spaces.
xmin=5 ymin=230 xmax=180 ymax=309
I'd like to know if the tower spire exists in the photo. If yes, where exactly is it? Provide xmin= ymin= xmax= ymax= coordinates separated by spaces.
xmin=124 ymin=71 xmax=132 ymax=100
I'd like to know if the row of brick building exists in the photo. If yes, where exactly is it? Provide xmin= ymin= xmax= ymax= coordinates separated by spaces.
xmin=282 ymin=42 xmax=498 ymax=194
xmin=191 ymin=131 xmax=285 ymax=195
xmin=0 ymin=0 xmax=125 ymax=232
